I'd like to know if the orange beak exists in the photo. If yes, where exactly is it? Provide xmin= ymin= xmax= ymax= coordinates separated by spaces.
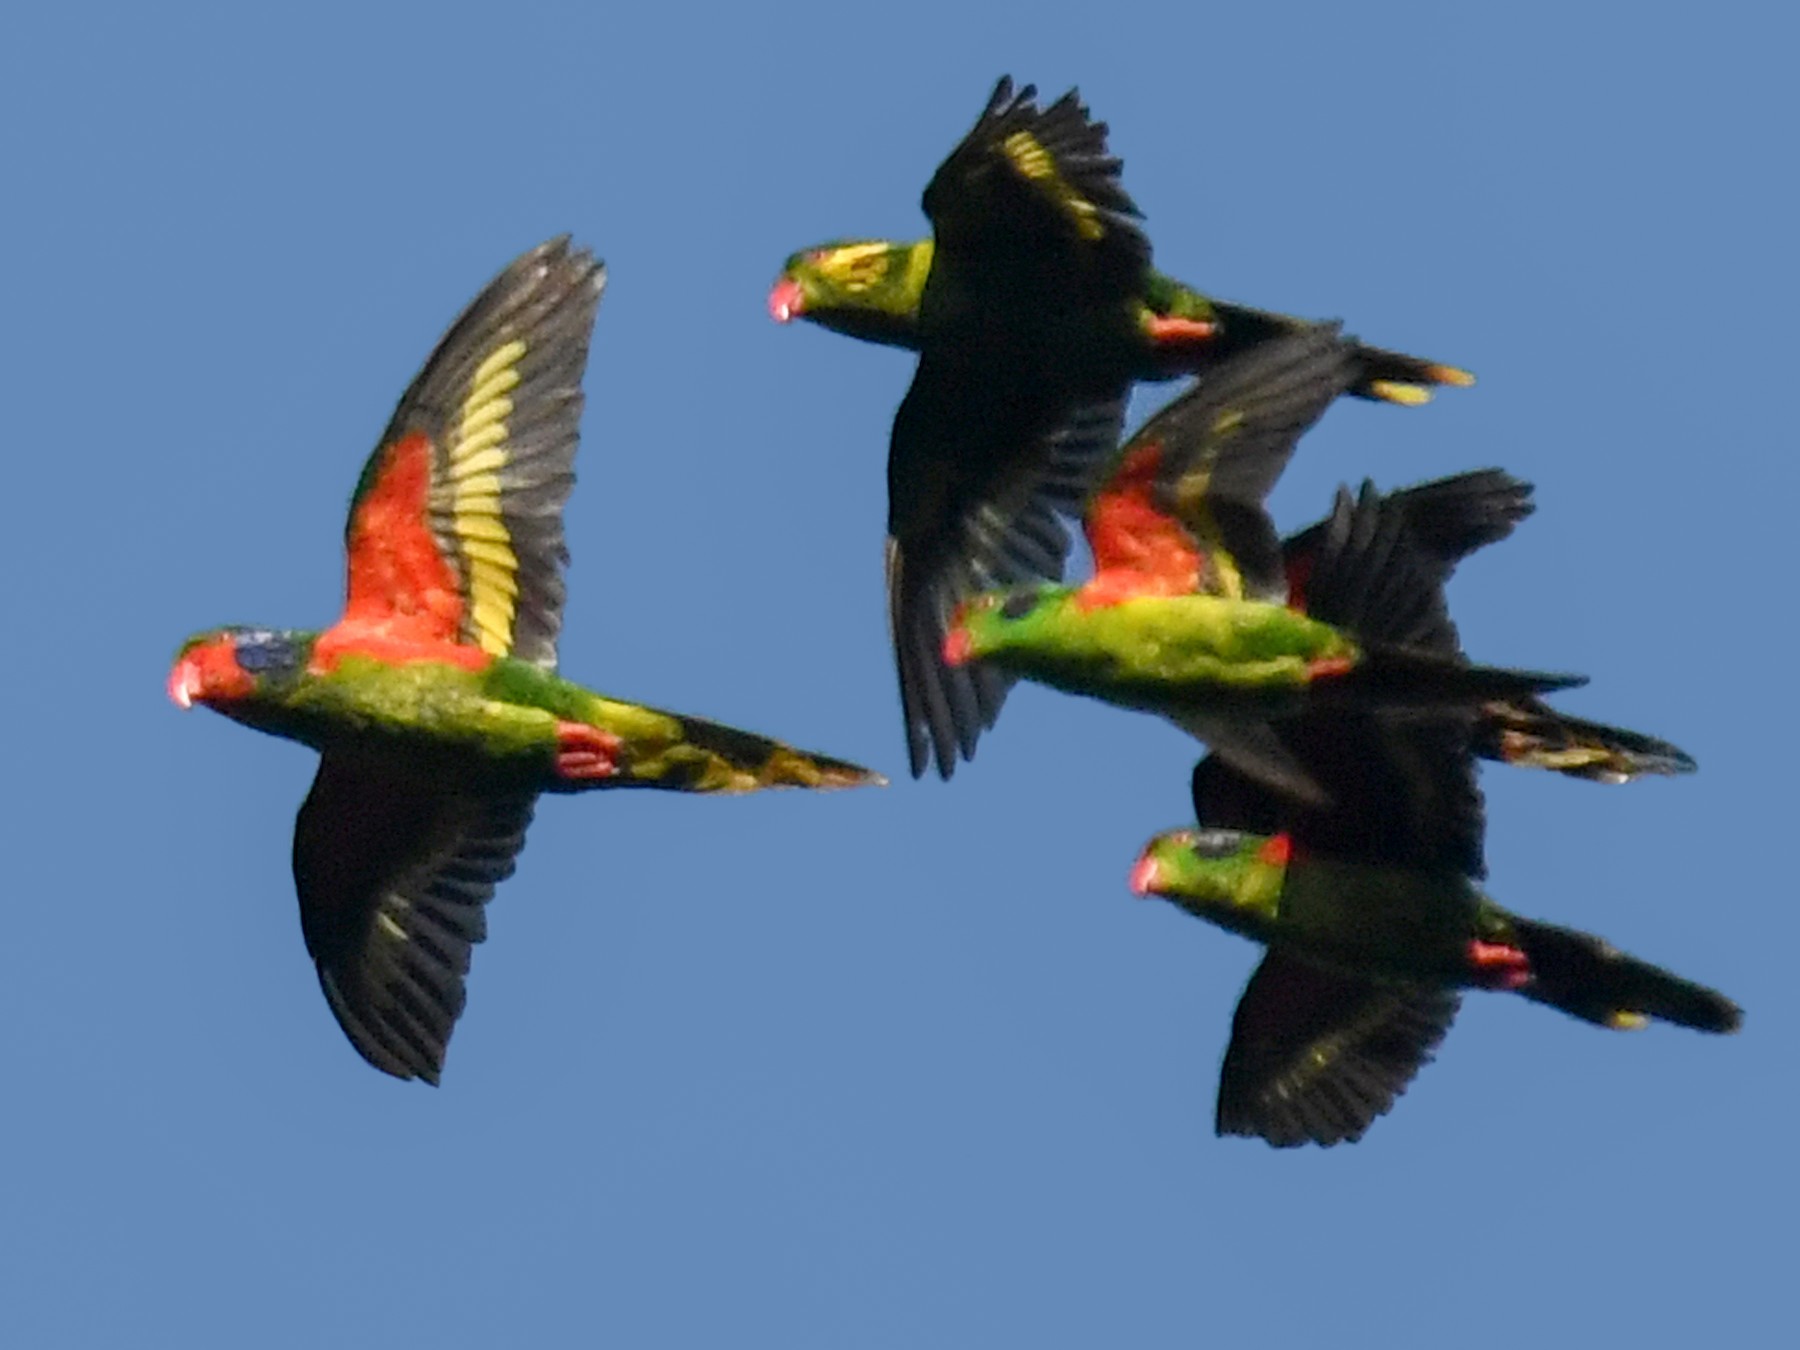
xmin=1128 ymin=855 xmax=1161 ymax=897
xmin=167 ymin=657 xmax=202 ymax=709
xmin=768 ymin=278 xmax=805 ymax=323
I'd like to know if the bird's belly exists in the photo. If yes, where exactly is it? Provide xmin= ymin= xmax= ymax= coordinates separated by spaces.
xmin=1277 ymin=861 xmax=1479 ymax=983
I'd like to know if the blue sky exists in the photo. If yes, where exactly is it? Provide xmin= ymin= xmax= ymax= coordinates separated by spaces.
xmin=2 ymin=3 xmax=1792 ymax=1345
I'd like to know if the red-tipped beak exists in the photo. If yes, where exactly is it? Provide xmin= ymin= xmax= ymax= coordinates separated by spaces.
xmin=768 ymin=278 xmax=805 ymax=323
xmin=1128 ymin=855 xmax=1161 ymax=897
xmin=942 ymin=627 xmax=974 ymax=667
xmin=168 ymin=658 xmax=201 ymax=710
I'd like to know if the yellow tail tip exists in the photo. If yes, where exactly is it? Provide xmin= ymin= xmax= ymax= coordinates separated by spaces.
xmin=1368 ymin=380 xmax=1434 ymax=407
xmin=1428 ymin=364 xmax=1477 ymax=388
xmin=1606 ymin=1010 xmax=1650 ymax=1032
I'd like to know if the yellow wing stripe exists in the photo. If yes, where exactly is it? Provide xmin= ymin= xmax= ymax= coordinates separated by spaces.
xmin=1169 ymin=411 xmax=1249 ymax=600
xmin=1002 ymin=131 xmax=1104 ymax=242
xmin=451 ymin=338 xmax=527 ymax=656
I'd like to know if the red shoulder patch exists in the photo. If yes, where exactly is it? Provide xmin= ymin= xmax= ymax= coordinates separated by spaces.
xmin=1082 ymin=442 xmax=1202 ymax=602
xmin=341 ymin=432 xmax=465 ymax=643
xmin=1256 ymin=834 xmax=1293 ymax=869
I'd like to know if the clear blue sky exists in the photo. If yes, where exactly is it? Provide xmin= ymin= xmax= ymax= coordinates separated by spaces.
xmin=2 ymin=3 xmax=1791 ymax=1345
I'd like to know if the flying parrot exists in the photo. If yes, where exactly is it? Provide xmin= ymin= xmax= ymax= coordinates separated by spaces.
xmin=943 ymin=327 xmax=1625 ymax=806
xmin=169 ymin=238 xmax=882 ymax=1084
xmin=769 ymin=77 xmax=1473 ymax=780
xmin=1129 ymin=486 xmax=1738 ymax=1148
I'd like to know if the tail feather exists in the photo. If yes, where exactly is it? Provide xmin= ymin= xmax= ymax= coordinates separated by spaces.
xmin=1509 ymin=916 xmax=1742 ymax=1034
xmin=1206 ymin=299 xmax=1474 ymax=404
xmin=1475 ymin=698 xmax=1698 ymax=783
xmin=1338 ymin=642 xmax=1587 ymax=709
xmin=654 ymin=715 xmax=886 ymax=792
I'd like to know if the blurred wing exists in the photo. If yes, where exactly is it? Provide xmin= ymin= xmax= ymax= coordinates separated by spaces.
xmin=339 ymin=237 xmax=606 ymax=668
xmin=293 ymin=753 xmax=537 ymax=1083
xmin=1283 ymin=469 xmax=1534 ymax=608
xmin=1112 ymin=325 xmax=1358 ymax=601
xmin=923 ymin=76 xmax=1147 ymax=295
xmin=888 ymin=368 xmax=1125 ymax=778
xmin=1217 ymin=953 xmax=1459 ymax=1148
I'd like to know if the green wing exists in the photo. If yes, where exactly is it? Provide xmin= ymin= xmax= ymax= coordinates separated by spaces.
xmin=1218 ymin=953 xmax=1459 ymax=1148
xmin=293 ymin=752 xmax=537 ymax=1083
xmin=340 ymin=237 xmax=605 ymax=668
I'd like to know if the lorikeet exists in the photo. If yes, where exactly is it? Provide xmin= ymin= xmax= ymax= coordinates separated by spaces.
xmin=1088 ymin=325 xmax=1690 ymax=782
xmin=169 ymin=238 xmax=882 ymax=1084
xmin=1127 ymin=487 xmax=1738 ymax=1148
xmin=770 ymin=78 xmax=1472 ymax=780
xmin=943 ymin=329 xmax=1603 ymax=805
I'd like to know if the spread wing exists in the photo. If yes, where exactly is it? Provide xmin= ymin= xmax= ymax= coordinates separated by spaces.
xmin=1083 ymin=325 xmax=1360 ymax=602
xmin=293 ymin=753 xmax=537 ymax=1083
xmin=923 ymin=76 xmax=1148 ymax=299
xmin=1217 ymin=952 xmax=1459 ymax=1148
xmin=887 ymin=77 xmax=1153 ymax=779
xmin=337 ymin=237 xmax=606 ymax=669
xmin=889 ymin=382 xmax=1124 ymax=778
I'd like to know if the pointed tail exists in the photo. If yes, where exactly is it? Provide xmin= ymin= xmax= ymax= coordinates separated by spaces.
xmin=1475 ymin=698 xmax=1697 ymax=783
xmin=1206 ymin=299 xmax=1475 ymax=405
xmin=635 ymin=714 xmax=885 ymax=793
xmin=1508 ymin=915 xmax=1742 ymax=1034
xmin=1332 ymin=643 xmax=1587 ymax=710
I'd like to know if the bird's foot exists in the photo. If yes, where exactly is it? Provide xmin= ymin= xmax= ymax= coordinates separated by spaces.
xmin=1146 ymin=315 xmax=1218 ymax=346
xmin=555 ymin=722 xmax=623 ymax=781
xmin=1467 ymin=939 xmax=1531 ymax=990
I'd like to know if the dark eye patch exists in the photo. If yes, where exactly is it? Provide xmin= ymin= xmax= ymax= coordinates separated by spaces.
xmin=999 ymin=590 xmax=1042 ymax=621
xmin=235 ymin=632 xmax=297 ymax=675
xmin=1189 ymin=829 xmax=1244 ymax=860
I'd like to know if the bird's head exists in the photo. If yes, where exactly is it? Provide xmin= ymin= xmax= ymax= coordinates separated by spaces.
xmin=1130 ymin=827 xmax=1289 ymax=936
xmin=942 ymin=586 xmax=1068 ymax=668
xmin=168 ymin=628 xmax=308 ymax=712
xmin=769 ymin=239 xmax=930 ymax=346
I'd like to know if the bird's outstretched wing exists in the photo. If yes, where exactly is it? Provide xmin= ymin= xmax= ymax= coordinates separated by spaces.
xmin=293 ymin=751 xmax=537 ymax=1083
xmin=1083 ymin=325 xmax=1360 ymax=603
xmin=887 ymin=79 xmax=1154 ymax=778
xmin=923 ymin=76 xmax=1148 ymax=295
xmin=336 ymin=237 xmax=605 ymax=668
xmin=1217 ymin=952 xmax=1459 ymax=1148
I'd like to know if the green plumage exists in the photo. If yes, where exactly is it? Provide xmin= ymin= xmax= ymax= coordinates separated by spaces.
xmin=1137 ymin=828 xmax=1742 ymax=1035
xmin=170 ymin=238 xmax=880 ymax=1085
xmin=774 ymin=77 xmax=1475 ymax=781
xmin=185 ymin=629 xmax=874 ymax=795
xmin=777 ymin=239 xmax=1474 ymax=403
xmin=948 ymin=579 xmax=1582 ymax=806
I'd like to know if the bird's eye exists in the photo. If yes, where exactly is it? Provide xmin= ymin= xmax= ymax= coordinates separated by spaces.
xmin=236 ymin=633 xmax=295 ymax=675
xmin=999 ymin=591 xmax=1042 ymax=621
xmin=1189 ymin=829 xmax=1244 ymax=860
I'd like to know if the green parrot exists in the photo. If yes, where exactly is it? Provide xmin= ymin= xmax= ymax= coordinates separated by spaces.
xmin=942 ymin=327 xmax=1610 ymax=805
xmin=771 ymin=78 xmax=1475 ymax=782
xmin=169 ymin=238 xmax=882 ymax=1084
xmin=1127 ymin=484 xmax=1738 ymax=1146
xmin=770 ymin=77 xmax=1473 ymax=781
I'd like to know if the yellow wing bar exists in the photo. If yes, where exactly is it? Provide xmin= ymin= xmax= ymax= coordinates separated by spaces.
xmin=449 ymin=338 xmax=526 ymax=656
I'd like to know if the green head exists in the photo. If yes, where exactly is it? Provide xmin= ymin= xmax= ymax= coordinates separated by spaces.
xmin=1130 ymin=827 xmax=1290 ymax=940
xmin=768 ymin=239 xmax=932 ymax=347
xmin=941 ymin=585 xmax=1076 ymax=669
